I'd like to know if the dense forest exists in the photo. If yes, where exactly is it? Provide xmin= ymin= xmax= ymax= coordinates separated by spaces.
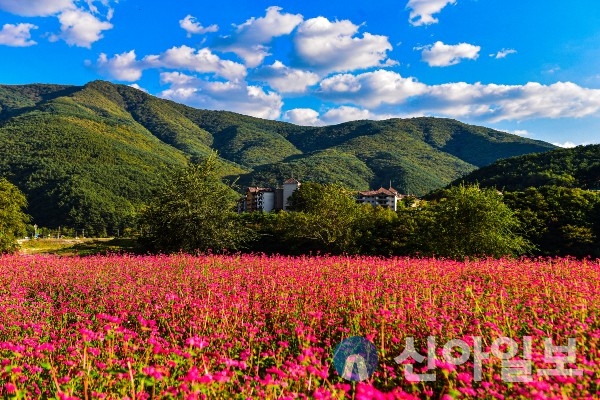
xmin=0 ymin=81 xmax=554 ymax=235
xmin=455 ymin=144 xmax=600 ymax=191
xmin=138 ymin=154 xmax=600 ymax=259
xmin=445 ymin=144 xmax=600 ymax=257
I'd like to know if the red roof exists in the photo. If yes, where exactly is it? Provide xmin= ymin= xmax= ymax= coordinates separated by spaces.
xmin=358 ymin=187 xmax=403 ymax=197
xmin=247 ymin=187 xmax=272 ymax=193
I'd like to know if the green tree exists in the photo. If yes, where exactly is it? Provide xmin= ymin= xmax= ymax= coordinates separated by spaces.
xmin=280 ymin=182 xmax=365 ymax=253
xmin=413 ymin=184 xmax=530 ymax=259
xmin=352 ymin=205 xmax=408 ymax=256
xmin=0 ymin=178 xmax=29 ymax=253
xmin=139 ymin=154 xmax=252 ymax=253
xmin=503 ymin=186 xmax=600 ymax=257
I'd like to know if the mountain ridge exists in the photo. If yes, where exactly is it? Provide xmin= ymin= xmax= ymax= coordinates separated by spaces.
xmin=453 ymin=144 xmax=600 ymax=191
xmin=0 ymin=80 xmax=556 ymax=233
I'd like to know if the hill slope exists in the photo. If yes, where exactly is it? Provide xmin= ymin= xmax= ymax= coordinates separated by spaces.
xmin=0 ymin=80 xmax=556 ymax=232
xmin=455 ymin=144 xmax=600 ymax=191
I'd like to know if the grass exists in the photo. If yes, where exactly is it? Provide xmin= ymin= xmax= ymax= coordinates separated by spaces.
xmin=18 ymin=237 xmax=139 ymax=256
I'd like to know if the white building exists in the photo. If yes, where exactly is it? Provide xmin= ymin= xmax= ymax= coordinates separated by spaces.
xmin=242 ymin=187 xmax=275 ymax=212
xmin=356 ymin=187 xmax=404 ymax=211
xmin=282 ymin=178 xmax=301 ymax=210
xmin=257 ymin=190 xmax=275 ymax=212
xmin=239 ymin=178 xmax=301 ymax=212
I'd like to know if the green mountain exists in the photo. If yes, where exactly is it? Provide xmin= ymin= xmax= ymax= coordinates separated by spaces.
xmin=0 ymin=80 xmax=555 ymax=233
xmin=454 ymin=144 xmax=600 ymax=191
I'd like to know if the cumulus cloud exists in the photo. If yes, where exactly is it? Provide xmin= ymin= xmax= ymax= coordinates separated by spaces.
xmin=320 ymin=106 xmax=378 ymax=124
xmin=0 ymin=23 xmax=37 ymax=47
xmin=293 ymin=16 xmax=393 ymax=74
xmin=253 ymin=61 xmax=319 ymax=93
xmin=96 ymin=46 xmax=247 ymax=83
xmin=0 ymin=0 xmax=74 ymax=17
xmin=215 ymin=6 xmax=303 ymax=67
xmin=96 ymin=50 xmax=144 ymax=81
xmin=491 ymin=48 xmax=517 ymax=59
xmin=179 ymin=15 xmax=218 ymax=37
xmin=406 ymin=0 xmax=456 ymax=26
xmin=51 ymin=8 xmax=112 ymax=48
xmin=552 ymin=141 xmax=577 ymax=148
xmin=283 ymin=108 xmax=323 ymax=126
xmin=160 ymin=72 xmax=282 ymax=119
xmin=415 ymin=81 xmax=600 ymax=121
xmin=284 ymin=106 xmax=394 ymax=126
xmin=319 ymin=70 xmax=428 ymax=108
xmin=129 ymin=83 xmax=148 ymax=93
xmin=418 ymin=41 xmax=480 ymax=67
xmin=148 ymin=45 xmax=247 ymax=82
xmin=0 ymin=1 xmax=114 ymax=47
xmin=314 ymin=69 xmax=600 ymax=123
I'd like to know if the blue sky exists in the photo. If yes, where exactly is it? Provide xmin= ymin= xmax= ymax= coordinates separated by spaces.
xmin=1 ymin=1 xmax=600 ymax=147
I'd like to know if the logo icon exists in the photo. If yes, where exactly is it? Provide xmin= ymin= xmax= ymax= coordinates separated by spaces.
xmin=333 ymin=336 xmax=378 ymax=381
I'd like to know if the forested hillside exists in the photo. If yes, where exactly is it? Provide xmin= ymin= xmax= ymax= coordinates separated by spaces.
xmin=456 ymin=144 xmax=600 ymax=191
xmin=0 ymin=80 xmax=555 ymax=233
xmin=448 ymin=144 xmax=600 ymax=258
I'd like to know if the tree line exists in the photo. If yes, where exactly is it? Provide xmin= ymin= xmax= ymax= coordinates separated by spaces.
xmin=2 ymin=153 xmax=600 ymax=258
xmin=137 ymin=154 xmax=600 ymax=259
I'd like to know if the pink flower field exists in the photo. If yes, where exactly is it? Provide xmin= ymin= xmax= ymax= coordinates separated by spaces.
xmin=0 ymin=254 xmax=599 ymax=399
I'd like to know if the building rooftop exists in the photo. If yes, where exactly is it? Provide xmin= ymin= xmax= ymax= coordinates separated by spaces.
xmin=358 ymin=187 xmax=404 ymax=197
xmin=283 ymin=178 xmax=300 ymax=184
xmin=247 ymin=187 xmax=273 ymax=193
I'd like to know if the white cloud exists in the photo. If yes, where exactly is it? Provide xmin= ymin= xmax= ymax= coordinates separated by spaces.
xmin=129 ymin=83 xmax=148 ymax=93
xmin=0 ymin=1 xmax=114 ymax=47
xmin=179 ymin=15 xmax=218 ymax=37
xmin=148 ymin=45 xmax=247 ymax=82
xmin=0 ymin=0 xmax=74 ymax=17
xmin=160 ymin=71 xmax=196 ymax=86
xmin=412 ymin=81 xmax=600 ymax=121
xmin=321 ymin=106 xmax=376 ymax=124
xmin=314 ymin=70 xmax=600 ymax=123
xmin=293 ymin=16 xmax=393 ymax=74
xmin=51 ymin=8 xmax=113 ymax=48
xmin=160 ymin=72 xmax=282 ymax=119
xmin=491 ymin=48 xmax=517 ymax=59
xmin=319 ymin=73 xmax=362 ymax=93
xmin=406 ymin=0 xmax=456 ymax=26
xmin=96 ymin=50 xmax=144 ymax=81
xmin=216 ymin=6 xmax=303 ymax=67
xmin=0 ymin=23 xmax=37 ymax=47
xmin=96 ymin=46 xmax=248 ymax=83
xmin=512 ymin=129 xmax=530 ymax=136
xmin=232 ymin=6 xmax=303 ymax=44
xmin=284 ymin=106 xmax=394 ymax=126
xmin=319 ymin=69 xmax=428 ymax=108
xmin=552 ymin=141 xmax=577 ymax=148
xmin=419 ymin=41 xmax=480 ymax=67
xmin=253 ymin=61 xmax=319 ymax=93
xmin=283 ymin=108 xmax=323 ymax=126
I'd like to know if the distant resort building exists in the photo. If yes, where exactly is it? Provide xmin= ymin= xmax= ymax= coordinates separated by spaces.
xmin=282 ymin=178 xmax=300 ymax=210
xmin=356 ymin=186 xmax=405 ymax=211
xmin=243 ymin=187 xmax=275 ymax=212
xmin=240 ymin=179 xmax=406 ymax=212
xmin=238 ymin=178 xmax=301 ymax=213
